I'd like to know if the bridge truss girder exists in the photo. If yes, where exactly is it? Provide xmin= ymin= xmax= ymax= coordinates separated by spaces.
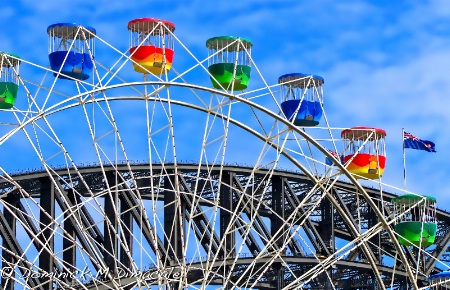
xmin=0 ymin=163 xmax=448 ymax=289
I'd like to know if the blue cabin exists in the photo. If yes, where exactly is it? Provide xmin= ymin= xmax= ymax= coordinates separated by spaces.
xmin=279 ymin=73 xmax=324 ymax=126
xmin=47 ymin=23 xmax=96 ymax=81
xmin=429 ymin=271 xmax=450 ymax=289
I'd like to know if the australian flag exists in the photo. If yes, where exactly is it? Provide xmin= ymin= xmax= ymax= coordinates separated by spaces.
xmin=403 ymin=131 xmax=436 ymax=152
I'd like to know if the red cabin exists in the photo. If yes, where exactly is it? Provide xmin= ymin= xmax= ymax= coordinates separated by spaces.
xmin=341 ymin=126 xmax=386 ymax=179
xmin=128 ymin=18 xmax=175 ymax=75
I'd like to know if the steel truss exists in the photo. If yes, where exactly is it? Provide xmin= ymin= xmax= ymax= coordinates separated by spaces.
xmin=0 ymin=163 xmax=449 ymax=289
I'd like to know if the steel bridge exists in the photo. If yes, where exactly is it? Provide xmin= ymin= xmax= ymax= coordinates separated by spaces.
xmin=0 ymin=163 xmax=449 ymax=289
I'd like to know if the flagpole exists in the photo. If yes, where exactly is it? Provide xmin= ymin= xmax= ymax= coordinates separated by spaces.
xmin=402 ymin=128 xmax=407 ymax=190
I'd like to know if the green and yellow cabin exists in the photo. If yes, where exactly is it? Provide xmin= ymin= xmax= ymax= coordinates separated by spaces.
xmin=206 ymin=36 xmax=252 ymax=91
xmin=0 ymin=52 xmax=21 ymax=109
xmin=392 ymin=194 xmax=437 ymax=247
xmin=128 ymin=18 xmax=175 ymax=75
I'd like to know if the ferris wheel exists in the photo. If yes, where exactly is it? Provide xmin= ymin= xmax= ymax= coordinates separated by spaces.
xmin=0 ymin=18 xmax=446 ymax=290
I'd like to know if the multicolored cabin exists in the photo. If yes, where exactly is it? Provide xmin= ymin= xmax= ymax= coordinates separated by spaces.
xmin=341 ymin=126 xmax=386 ymax=179
xmin=279 ymin=73 xmax=324 ymax=126
xmin=206 ymin=36 xmax=252 ymax=91
xmin=128 ymin=18 xmax=175 ymax=75
xmin=47 ymin=23 xmax=96 ymax=81
xmin=392 ymin=194 xmax=437 ymax=247
xmin=429 ymin=271 xmax=450 ymax=289
xmin=0 ymin=53 xmax=21 ymax=109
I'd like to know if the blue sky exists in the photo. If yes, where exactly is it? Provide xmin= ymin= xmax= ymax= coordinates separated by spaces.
xmin=1 ymin=0 xmax=450 ymax=209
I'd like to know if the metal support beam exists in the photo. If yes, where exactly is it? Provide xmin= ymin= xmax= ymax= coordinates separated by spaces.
xmin=1 ymin=194 xmax=18 ymax=290
xmin=104 ymin=171 xmax=118 ymax=275
xmin=271 ymin=175 xmax=285 ymax=290
xmin=319 ymin=195 xmax=334 ymax=255
xmin=39 ymin=177 xmax=55 ymax=290
xmin=367 ymin=199 xmax=380 ymax=263
xmin=63 ymin=189 xmax=77 ymax=280
xmin=119 ymin=193 xmax=134 ymax=290
xmin=220 ymin=171 xmax=236 ymax=258
xmin=220 ymin=171 xmax=237 ymax=290
xmin=164 ymin=170 xmax=184 ymax=263
xmin=163 ymin=169 xmax=184 ymax=290
xmin=119 ymin=195 xmax=133 ymax=269
xmin=273 ymin=263 xmax=285 ymax=290
xmin=271 ymin=175 xmax=286 ymax=250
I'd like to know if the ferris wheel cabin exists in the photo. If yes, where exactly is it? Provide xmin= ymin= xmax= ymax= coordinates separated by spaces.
xmin=206 ymin=36 xmax=252 ymax=91
xmin=0 ymin=53 xmax=20 ymax=109
xmin=341 ymin=126 xmax=386 ymax=179
xmin=279 ymin=73 xmax=324 ymax=126
xmin=429 ymin=271 xmax=450 ymax=289
xmin=47 ymin=23 xmax=96 ymax=81
xmin=128 ymin=18 xmax=175 ymax=75
xmin=392 ymin=194 xmax=437 ymax=247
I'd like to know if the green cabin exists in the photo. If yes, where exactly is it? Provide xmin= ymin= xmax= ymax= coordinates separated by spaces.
xmin=0 ymin=53 xmax=20 ymax=109
xmin=392 ymin=194 xmax=437 ymax=247
xmin=206 ymin=36 xmax=252 ymax=91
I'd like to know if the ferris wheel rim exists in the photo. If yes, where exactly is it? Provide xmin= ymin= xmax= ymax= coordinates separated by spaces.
xmin=5 ymin=76 xmax=417 ymax=282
